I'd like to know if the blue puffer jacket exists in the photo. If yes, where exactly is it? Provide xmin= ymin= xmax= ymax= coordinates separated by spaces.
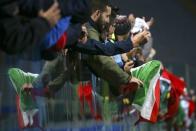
xmin=42 ymin=17 xmax=71 ymax=49
xmin=19 ymin=17 xmax=70 ymax=61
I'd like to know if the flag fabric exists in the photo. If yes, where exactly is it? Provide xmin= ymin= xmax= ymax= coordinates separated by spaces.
xmin=172 ymin=102 xmax=186 ymax=127
xmin=77 ymin=82 xmax=102 ymax=120
xmin=159 ymin=69 xmax=172 ymax=120
xmin=162 ymin=69 xmax=186 ymax=120
xmin=130 ymin=60 xmax=161 ymax=123
xmin=160 ymin=68 xmax=171 ymax=84
xmin=188 ymin=100 xmax=195 ymax=118
xmin=16 ymin=95 xmax=39 ymax=128
xmin=8 ymin=68 xmax=40 ymax=128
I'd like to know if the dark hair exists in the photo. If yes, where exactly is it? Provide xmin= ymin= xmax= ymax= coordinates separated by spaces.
xmin=109 ymin=5 xmax=119 ymax=25
xmin=114 ymin=16 xmax=131 ymax=35
xmin=90 ymin=0 xmax=110 ymax=13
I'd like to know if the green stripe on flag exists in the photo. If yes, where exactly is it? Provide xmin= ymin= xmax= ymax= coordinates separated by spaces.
xmin=131 ymin=60 xmax=161 ymax=106
xmin=8 ymin=68 xmax=38 ymax=111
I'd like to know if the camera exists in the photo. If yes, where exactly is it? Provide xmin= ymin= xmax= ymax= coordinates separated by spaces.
xmin=131 ymin=55 xmax=144 ymax=68
xmin=79 ymin=31 xmax=86 ymax=39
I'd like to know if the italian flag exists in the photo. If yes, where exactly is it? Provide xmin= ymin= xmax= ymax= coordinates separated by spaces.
xmin=8 ymin=68 xmax=40 ymax=128
xmin=131 ymin=60 xmax=161 ymax=123
xmin=159 ymin=68 xmax=172 ymax=120
xmin=161 ymin=68 xmax=186 ymax=120
xmin=160 ymin=68 xmax=171 ymax=85
xmin=77 ymin=82 xmax=102 ymax=120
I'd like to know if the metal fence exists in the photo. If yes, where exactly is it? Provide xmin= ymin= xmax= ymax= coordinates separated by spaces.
xmin=0 ymin=53 xmax=195 ymax=131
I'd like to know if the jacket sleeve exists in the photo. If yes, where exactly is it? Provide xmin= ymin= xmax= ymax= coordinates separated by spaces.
xmin=18 ymin=0 xmax=91 ymax=19
xmin=87 ymin=55 xmax=130 ymax=87
xmin=83 ymin=26 xmax=131 ymax=87
xmin=33 ymin=55 xmax=69 ymax=92
xmin=73 ymin=38 xmax=133 ymax=56
xmin=0 ymin=15 xmax=51 ymax=54
xmin=47 ymin=70 xmax=68 ymax=93
xmin=42 ymin=17 xmax=71 ymax=49
xmin=66 ymin=23 xmax=133 ymax=56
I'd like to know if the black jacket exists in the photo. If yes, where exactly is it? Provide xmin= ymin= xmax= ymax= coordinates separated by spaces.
xmin=0 ymin=0 xmax=90 ymax=55
xmin=18 ymin=0 xmax=91 ymax=23
xmin=73 ymin=38 xmax=133 ymax=56
xmin=0 ymin=0 xmax=51 ymax=54
xmin=65 ymin=23 xmax=133 ymax=56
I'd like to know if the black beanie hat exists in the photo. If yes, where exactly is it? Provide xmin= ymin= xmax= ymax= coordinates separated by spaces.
xmin=114 ymin=15 xmax=131 ymax=35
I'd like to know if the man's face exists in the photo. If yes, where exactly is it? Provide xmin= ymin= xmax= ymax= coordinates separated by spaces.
xmin=96 ymin=6 xmax=111 ymax=31
xmin=101 ymin=6 xmax=111 ymax=24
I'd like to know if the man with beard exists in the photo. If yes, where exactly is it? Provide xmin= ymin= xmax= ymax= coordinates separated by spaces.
xmin=84 ymin=0 xmax=150 ymax=96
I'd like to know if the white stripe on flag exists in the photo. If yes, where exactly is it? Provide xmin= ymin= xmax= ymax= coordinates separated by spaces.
xmin=21 ymin=110 xmax=29 ymax=127
xmin=140 ymin=67 xmax=161 ymax=120
xmin=160 ymin=77 xmax=171 ymax=84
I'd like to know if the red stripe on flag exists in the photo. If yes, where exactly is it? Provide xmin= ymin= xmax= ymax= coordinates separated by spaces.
xmin=150 ymin=79 xmax=160 ymax=122
xmin=136 ymin=79 xmax=160 ymax=124
xmin=162 ymin=68 xmax=186 ymax=120
xmin=16 ymin=95 xmax=25 ymax=128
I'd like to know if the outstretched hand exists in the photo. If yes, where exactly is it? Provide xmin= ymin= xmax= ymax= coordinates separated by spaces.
xmin=131 ymin=30 xmax=151 ymax=47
